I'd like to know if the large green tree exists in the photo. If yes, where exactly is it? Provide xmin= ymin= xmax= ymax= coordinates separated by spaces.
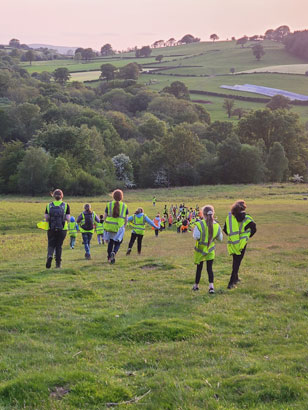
xmin=17 ymin=147 xmax=51 ymax=195
xmin=53 ymin=67 xmax=71 ymax=85
xmin=266 ymin=142 xmax=289 ymax=182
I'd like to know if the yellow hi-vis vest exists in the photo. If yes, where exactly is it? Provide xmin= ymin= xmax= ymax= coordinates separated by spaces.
xmin=96 ymin=222 xmax=104 ymax=235
xmin=68 ymin=222 xmax=78 ymax=237
xmin=225 ymin=212 xmax=254 ymax=255
xmin=79 ymin=212 xmax=96 ymax=234
xmin=194 ymin=220 xmax=221 ymax=264
xmin=131 ymin=214 xmax=146 ymax=236
xmin=104 ymin=201 xmax=128 ymax=233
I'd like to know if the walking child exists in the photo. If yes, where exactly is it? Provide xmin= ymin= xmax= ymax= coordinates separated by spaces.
xmin=192 ymin=205 xmax=223 ymax=294
xmin=44 ymin=189 xmax=70 ymax=269
xmin=96 ymin=214 xmax=105 ymax=245
xmin=68 ymin=216 xmax=79 ymax=249
xmin=153 ymin=213 xmax=161 ymax=236
xmin=77 ymin=204 xmax=100 ymax=260
xmin=126 ymin=208 xmax=158 ymax=255
xmin=103 ymin=189 xmax=128 ymax=264
xmin=224 ymin=200 xmax=256 ymax=289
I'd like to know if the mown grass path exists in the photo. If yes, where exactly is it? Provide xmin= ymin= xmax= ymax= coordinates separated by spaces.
xmin=0 ymin=184 xmax=308 ymax=409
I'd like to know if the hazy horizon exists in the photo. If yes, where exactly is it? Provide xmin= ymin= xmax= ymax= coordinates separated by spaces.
xmin=1 ymin=0 xmax=308 ymax=50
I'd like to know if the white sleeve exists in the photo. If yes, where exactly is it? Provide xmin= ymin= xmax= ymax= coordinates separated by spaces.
xmin=216 ymin=226 xmax=223 ymax=242
xmin=193 ymin=226 xmax=200 ymax=240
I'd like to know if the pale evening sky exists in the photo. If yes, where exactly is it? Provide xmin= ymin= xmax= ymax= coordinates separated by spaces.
xmin=1 ymin=0 xmax=308 ymax=50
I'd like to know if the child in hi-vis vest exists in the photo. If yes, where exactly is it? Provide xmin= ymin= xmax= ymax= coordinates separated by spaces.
xmin=192 ymin=205 xmax=223 ymax=294
xmin=68 ymin=216 xmax=79 ymax=249
xmin=96 ymin=214 xmax=105 ymax=245
xmin=126 ymin=208 xmax=158 ymax=255
xmin=223 ymin=200 xmax=256 ymax=289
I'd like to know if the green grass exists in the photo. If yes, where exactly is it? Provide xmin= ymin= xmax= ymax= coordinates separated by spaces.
xmin=148 ymin=41 xmax=306 ymax=76
xmin=21 ymin=57 xmax=158 ymax=74
xmin=1 ymin=184 xmax=308 ymax=408
xmin=239 ymin=64 xmax=308 ymax=75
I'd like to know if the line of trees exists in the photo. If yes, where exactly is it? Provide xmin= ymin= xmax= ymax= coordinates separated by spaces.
xmin=0 ymin=52 xmax=307 ymax=196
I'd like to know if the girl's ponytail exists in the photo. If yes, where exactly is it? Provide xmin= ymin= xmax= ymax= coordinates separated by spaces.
xmin=112 ymin=189 xmax=123 ymax=218
xmin=202 ymin=205 xmax=214 ymax=247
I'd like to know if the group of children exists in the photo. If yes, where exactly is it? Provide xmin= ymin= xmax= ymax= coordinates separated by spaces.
xmin=45 ymin=190 xmax=256 ymax=293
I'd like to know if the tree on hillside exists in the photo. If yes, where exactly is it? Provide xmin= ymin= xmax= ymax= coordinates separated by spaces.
xmin=81 ymin=48 xmax=95 ymax=61
xmin=155 ymin=55 xmax=164 ymax=62
xmin=179 ymin=34 xmax=200 ymax=44
xmin=266 ymin=95 xmax=291 ymax=110
xmin=74 ymin=52 xmax=82 ymax=63
xmin=135 ymin=46 xmax=152 ymax=58
xmin=117 ymin=63 xmax=140 ymax=80
xmin=101 ymin=43 xmax=114 ymax=56
xmin=100 ymin=63 xmax=117 ymax=81
xmin=266 ymin=142 xmax=289 ymax=182
xmin=24 ymin=50 xmax=36 ymax=65
xmin=252 ymin=43 xmax=265 ymax=60
xmin=210 ymin=34 xmax=219 ymax=42
xmin=284 ymin=30 xmax=308 ymax=60
xmin=264 ymin=29 xmax=275 ymax=40
xmin=112 ymin=153 xmax=134 ymax=187
xmin=230 ymin=67 xmax=235 ymax=74
xmin=273 ymin=25 xmax=290 ymax=42
xmin=162 ymin=81 xmax=190 ymax=100
xmin=232 ymin=107 xmax=245 ymax=119
xmin=9 ymin=39 xmax=20 ymax=48
xmin=236 ymin=36 xmax=248 ymax=48
xmin=166 ymin=38 xmax=176 ymax=47
xmin=223 ymin=99 xmax=235 ymax=118
xmin=152 ymin=40 xmax=165 ymax=48
xmin=53 ymin=67 xmax=71 ymax=85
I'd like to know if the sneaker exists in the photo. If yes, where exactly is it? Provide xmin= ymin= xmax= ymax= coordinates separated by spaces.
xmin=85 ymin=253 xmax=91 ymax=260
xmin=227 ymin=283 xmax=236 ymax=289
xmin=56 ymin=262 xmax=61 ymax=269
xmin=110 ymin=251 xmax=115 ymax=264
xmin=126 ymin=248 xmax=132 ymax=256
xmin=209 ymin=287 xmax=215 ymax=294
xmin=192 ymin=284 xmax=199 ymax=291
xmin=46 ymin=256 xmax=52 ymax=269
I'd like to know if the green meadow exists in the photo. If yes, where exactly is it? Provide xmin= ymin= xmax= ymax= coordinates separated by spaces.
xmin=1 ymin=184 xmax=308 ymax=409
xmin=21 ymin=40 xmax=308 ymax=123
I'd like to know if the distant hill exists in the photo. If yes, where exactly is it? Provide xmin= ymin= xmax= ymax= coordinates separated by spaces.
xmin=27 ymin=44 xmax=78 ymax=55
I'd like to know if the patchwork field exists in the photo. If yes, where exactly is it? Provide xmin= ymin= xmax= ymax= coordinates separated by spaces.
xmin=1 ymin=184 xmax=308 ymax=409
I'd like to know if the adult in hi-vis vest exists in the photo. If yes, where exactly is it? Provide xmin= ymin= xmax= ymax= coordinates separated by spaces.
xmin=223 ymin=200 xmax=257 ymax=289
xmin=103 ymin=189 xmax=128 ymax=264
xmin=192 ymin=205 xmax=223 ymax=293
xmin=44 ymin=189 xmax=70 ymax=269
xmin=77 ymin=203 xmax=100 ymax=260
xmin=126 ymin=207 xmax=159 ymax=255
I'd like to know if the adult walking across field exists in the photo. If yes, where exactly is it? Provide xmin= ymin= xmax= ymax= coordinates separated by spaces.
xmin=103 ymin=189 xmax=128 ymax=264
xmin=77 ymin=204 xmax=100 ymax=260
xmin=224 ymin=200 xmax=257 ymax=289
xmin=192 ymin=205 xmax=223 ymax=294
xmin=126 ymin=207 xmax=159 ymax=256
xmin=45 ymin=189 xmax=70 ymax=269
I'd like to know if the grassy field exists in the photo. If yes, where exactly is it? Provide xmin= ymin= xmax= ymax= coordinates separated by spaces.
xmin=21 ymin=57 xmax=157 ymax=74
xmin=149 ymin=41 xmax=306 ymax=77
xmin=239 ymin=64 xmax=308 ymax=75
xmin=1 ymin=184 xmax=308 ymax=409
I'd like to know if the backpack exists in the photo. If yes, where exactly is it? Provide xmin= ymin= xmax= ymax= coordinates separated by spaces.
xmin=49 ymin=202 xmax=66 ymax=231
xmin=81 ymin=212 xmax=94 ymax=231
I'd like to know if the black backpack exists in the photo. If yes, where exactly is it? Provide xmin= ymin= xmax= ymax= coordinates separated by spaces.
xmin=81 ymin=212 xmax=94 ymax=231
xmin=49 ymin=202 xmax=66 ymax=231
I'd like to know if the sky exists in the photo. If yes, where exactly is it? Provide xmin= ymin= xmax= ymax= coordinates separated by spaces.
xmin=1 ymin=0 xmax=308 ymax=50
